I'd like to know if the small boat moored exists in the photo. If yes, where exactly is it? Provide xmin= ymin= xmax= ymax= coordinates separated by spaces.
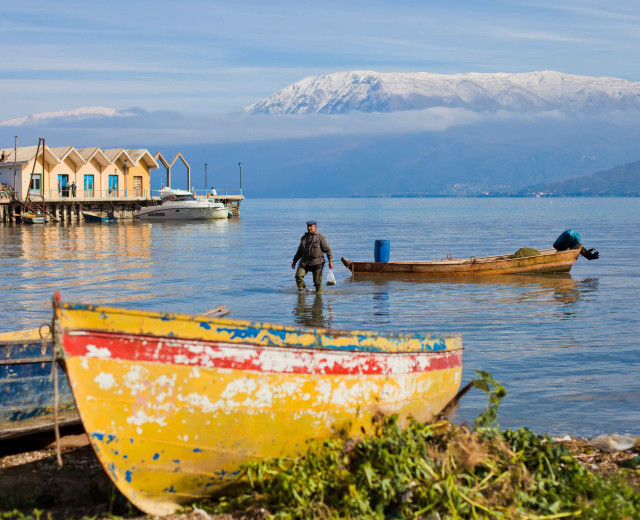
xmin=0 ymin=327 xmax=78 ymax=441
xmin=21 ymin=213 xmax=45 ymax=224
xmin=342 ymin=230 xmax=599 ymax=277
xmin=136 ymin=188 xmax=228 ymax=220
xmin=82 ymin=211 xmax=117 ymax=223
xmin=53 ymin=295 xmax=462 ymax=515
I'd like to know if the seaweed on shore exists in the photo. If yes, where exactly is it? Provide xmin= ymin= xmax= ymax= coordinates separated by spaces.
xmin=206 ymin=371 xmax=640 ymax=519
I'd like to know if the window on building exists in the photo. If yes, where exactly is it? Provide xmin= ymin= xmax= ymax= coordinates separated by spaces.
xmin=58 ymin=174 xmax=69 ymax=197
xmin=108 ymin=175 xmax=118 ymax=196
xmin=29 ymin=174 xmax=41 ymax=195
xmin=84 ymin=175 xmax=94 ymax=197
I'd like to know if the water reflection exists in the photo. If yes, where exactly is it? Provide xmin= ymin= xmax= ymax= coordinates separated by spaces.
xmin=346 ymin=272 xmax=587 ymax=307
xmin=293 ymin=292 xmax=332 ymax=328
xmin=372 ymin=286 xmax=390 ymax=324
xmin=0 ymin=222 xmax=156 ymax=328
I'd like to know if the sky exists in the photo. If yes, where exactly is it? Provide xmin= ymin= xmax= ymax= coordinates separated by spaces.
xmin=2 ymin=0 xmax=640 ymax=123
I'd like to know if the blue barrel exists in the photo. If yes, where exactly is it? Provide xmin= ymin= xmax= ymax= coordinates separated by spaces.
xmin=374 ymin=239 xmax=390 ymax=263
xmin=553 ymin=229 xmax=581 ymax=251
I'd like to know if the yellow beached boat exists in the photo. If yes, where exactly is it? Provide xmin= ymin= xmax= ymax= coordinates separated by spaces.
xmin=52 ymin=295 xmax=463 ymax=516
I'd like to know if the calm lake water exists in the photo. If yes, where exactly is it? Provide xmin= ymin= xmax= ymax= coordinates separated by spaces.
xmin=1 ymin=197 xmax=638 ymax=437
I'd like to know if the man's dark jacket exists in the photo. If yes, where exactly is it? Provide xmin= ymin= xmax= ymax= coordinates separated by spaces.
xmin=293 ymin=232 xmax=333 ymax=270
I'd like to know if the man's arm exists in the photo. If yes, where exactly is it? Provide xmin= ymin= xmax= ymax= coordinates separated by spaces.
xmin=292 ymin=240 xmax=303 ymax=268
xmin=321 ymin=235 xmax=334 ymax=269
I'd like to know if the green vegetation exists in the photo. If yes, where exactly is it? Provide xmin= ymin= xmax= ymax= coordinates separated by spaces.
xmin=512 ymin=247 xmax=540 ymax=258
xmin=2 ymin=372 xmax=637 ymax=519
xmin=207 ymin=372 xmax=640 ymax=519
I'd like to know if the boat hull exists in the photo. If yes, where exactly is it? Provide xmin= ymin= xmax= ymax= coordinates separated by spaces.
xmin=22 ymin=214 xmax=45 ymax=224
xmin=53 ymin=299 xmax=462 ymax=515
xmin=137 ymin=205 xmax=228 ymax=220
xmin=0 ymin=331 xmax=78 ymax=440
xmin=83 ymin=212 xmax=117 ymax=223
xmin=342 ymin=248 xmax=581 ymax=276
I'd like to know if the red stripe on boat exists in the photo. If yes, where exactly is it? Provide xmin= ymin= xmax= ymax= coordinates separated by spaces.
xmin=62 ymin=332 xmax=461 ymax=375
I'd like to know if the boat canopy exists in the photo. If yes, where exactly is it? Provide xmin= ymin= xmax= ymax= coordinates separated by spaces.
xmin=161 ymin=191 xmax=197 ymax=202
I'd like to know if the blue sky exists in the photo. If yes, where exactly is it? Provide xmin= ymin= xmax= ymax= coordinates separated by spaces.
xmin=2 ymin=0 xmax=640 ymax=121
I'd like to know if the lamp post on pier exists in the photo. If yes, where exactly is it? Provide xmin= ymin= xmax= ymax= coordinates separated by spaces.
xmin=238 ymin=162 xmax=242 ymax=193
xmin=205 ymin=163 xmax=208 ymax=194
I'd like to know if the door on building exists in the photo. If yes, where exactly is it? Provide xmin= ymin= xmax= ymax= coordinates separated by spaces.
xmin=84 ymin=175 xmax=95 ymax=197
xmin=133 ymin=176 xmax=142 ymax=197
xmin=58 ymin=174 xmax=69 ymax=197
xmin=29 ymin=174 xmax=42 ymax=196
xmin=108 ymin=175 xmax=119 ymax=196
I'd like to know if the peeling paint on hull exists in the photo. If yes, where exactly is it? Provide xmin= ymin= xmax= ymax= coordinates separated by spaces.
xmin=53 ymin=298 xmax=463 ymax=516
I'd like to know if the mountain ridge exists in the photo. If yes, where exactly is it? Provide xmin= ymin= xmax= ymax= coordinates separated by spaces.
xmin=245 ymin=70 xmax=640 ymax=115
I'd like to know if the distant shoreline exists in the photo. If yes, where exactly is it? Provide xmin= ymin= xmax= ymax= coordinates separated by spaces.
xmin=347 ymin=193 xmax=640 ymax=198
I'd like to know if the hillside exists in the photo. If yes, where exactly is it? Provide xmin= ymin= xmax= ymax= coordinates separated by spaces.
xmin=151 ymin=118 xmax=640 ymax=198
xmin=522 ymin=160 xmax=640 ymax=196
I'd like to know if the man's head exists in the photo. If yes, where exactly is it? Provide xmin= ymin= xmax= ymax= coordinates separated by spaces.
xmin=306 ymin=220 xmax=317 ymax=233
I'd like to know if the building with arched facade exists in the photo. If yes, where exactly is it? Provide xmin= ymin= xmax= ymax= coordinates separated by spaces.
xmin=0 ymin=145 xmax=158 ymax=200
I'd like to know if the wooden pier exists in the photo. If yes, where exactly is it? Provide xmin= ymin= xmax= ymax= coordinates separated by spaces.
xmin=0 ymin=194 xmax=243 ymax=223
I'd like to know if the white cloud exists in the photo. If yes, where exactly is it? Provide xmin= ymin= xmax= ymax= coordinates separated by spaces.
xmin=0 ymin=107 xmax=135 ymax=127
xmin=501 ymin=30 xmax=591 ymax=43
xmin=0 ymin=106 xmax=575 ymax=146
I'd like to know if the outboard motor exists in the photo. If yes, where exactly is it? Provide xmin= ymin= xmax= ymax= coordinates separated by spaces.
xmin=553 ymin=229 xmax=599 ymax=260
xmin=580 ymin=247 xmax=599 ymax=260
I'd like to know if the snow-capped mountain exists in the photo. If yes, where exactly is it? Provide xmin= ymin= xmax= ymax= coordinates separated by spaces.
xmin=245 ymin=70 xmax=640 ymax=115
xmin=0 ymin=106 xmax=135 ymax=126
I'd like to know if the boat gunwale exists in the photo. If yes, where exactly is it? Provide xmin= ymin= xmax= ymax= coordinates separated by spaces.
xmin=55 ymin=300 xmax=461 ymax=342
xmin=344 ymin=247 xmax=579 ymax=268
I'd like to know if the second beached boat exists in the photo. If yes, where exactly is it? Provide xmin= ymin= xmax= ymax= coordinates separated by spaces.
xmin=52 ymin=295 xmax=462 ymax=515
xmin=0 ymin=327 xmax=78 ymax=441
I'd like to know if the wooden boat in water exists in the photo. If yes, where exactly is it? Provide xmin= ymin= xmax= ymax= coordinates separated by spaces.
xmin=0 ymin=327 xmax=78 ymax=440
xmin=82 ymin=211 xmax=117 ymax=223
xmin=21 ymin=213 xmax=45 ymax=224
xmin=342 ymin=247 xmax=586 ymax=277
xmin=52 ymin=295 xmax=462 ymax=515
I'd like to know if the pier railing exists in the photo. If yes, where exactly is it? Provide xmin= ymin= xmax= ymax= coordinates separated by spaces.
xmin=42 ymin=188 xmax=149 ymax=200
xmin=19 ymin=188 xmax=243 ymax=201
xmin=182 ymin=189 xmax=244 ymax=198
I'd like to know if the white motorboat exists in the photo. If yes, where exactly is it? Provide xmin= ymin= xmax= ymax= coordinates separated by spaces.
xmin=136 ymin=188 xmax=229 ymax=220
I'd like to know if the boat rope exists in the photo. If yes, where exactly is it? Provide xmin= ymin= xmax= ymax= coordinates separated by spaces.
xmin=378 ymin=261 xmax=390 ymax=273
xmin=39 ymin=322 xmax=51 ymax=338
xmin=53 ymin=347 xmax=63 ymax=467
xmin=45 ymin=316 xmax=64 ymax=468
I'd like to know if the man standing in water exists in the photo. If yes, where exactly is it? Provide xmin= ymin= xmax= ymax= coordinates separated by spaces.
xmin=291 ymin=221 xmax=334 ymax=292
